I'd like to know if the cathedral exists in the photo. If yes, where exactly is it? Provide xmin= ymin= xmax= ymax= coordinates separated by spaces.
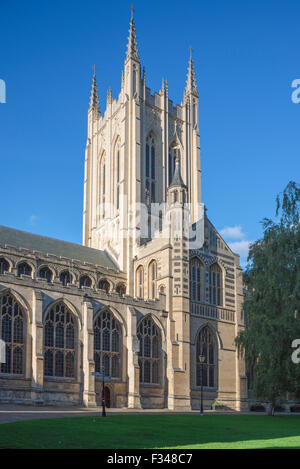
xmin=0 ymin=16 xmax=247 ymax=410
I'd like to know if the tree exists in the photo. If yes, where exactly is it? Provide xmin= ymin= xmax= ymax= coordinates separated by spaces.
xmin=236 ymin=181 xmax=300 ymax=415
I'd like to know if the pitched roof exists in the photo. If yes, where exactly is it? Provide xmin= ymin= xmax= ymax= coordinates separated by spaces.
xmin=0 ymin=225 xmax=119 ymax=271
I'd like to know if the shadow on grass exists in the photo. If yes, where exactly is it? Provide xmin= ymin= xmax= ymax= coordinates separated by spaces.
xmin=0 ymin=414 xmax=300 ymax=449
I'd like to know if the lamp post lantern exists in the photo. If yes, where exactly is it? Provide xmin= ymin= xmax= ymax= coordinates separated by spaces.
xmin=199 ymin=354 xmax=205 ymax=416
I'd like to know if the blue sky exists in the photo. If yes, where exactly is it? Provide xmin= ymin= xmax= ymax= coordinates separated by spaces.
xmin=0 ymin=0 xmax=299 ymax=267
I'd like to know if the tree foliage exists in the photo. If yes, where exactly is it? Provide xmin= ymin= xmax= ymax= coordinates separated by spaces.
xmin=236 ymin=181 xmax=300 ymax=414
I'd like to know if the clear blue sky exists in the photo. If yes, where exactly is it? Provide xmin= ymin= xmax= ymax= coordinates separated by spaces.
xmin=0 ymin=0 xmax=299 ymax=266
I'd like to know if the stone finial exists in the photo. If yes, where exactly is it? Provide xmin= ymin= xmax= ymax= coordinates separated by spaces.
xmin=126 ymin=11 xmax=139 ymax=62
xmin=106 ymin=87 xmax=112 ymax=105
xmin=89 ymin=66 xmax=100 ymax=117
xmin=185 ymin=48 xmax=198 ymax=97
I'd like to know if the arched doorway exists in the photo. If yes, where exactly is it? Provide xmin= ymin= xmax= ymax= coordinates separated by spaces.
xmin=101 ymin=386 xmax=111 ymax=408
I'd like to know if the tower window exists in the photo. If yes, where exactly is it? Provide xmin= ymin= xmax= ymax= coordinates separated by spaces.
xmin=209 ymin=263 xmax=222 ymax=306
xmin=99 ymin=152 xmax=106 ymax=219
xmin=190 ymin=258 xmax=204 ymax=302
xmin=115 ymin=139 xmax=121 ymax=212
xmin=136 ymin=266 xmax=144 ymax=298
xmin=146 ymin=133 xmax=156 ymax=204
xmin=148 ymin=260 xmax=157 ymax=300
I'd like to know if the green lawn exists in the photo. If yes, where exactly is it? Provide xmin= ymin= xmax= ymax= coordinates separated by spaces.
xmin=0 ymin=414 xmax=300 ymax=449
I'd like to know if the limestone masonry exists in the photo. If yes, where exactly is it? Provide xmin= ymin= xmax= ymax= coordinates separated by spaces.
xmin=0 ymin=15 xmax=247 ymax=410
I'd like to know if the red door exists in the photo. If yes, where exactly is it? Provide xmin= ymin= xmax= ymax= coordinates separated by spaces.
xmin=101 ymin=386 xmax=111 ymax=408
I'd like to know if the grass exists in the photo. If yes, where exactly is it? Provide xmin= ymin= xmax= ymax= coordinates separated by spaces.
xmin=0 ymin=414 xmax=300 ymax=449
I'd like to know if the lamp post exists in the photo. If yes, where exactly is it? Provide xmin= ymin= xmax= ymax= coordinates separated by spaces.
xmin=101 ymin=365 xmax=106 ymax=418
xmin=199 ymin=354 xmax=205 ymax=416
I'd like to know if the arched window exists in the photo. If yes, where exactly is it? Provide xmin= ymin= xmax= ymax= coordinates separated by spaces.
xmin=17 ymin=262 xmax=32 ymax=277
xmin=44 ymin=302 xmax=76 ymax=378
xmin=209 ymin=263 xmax=222 ymax=306
xmin=169 ymin=144 xmax=180 ymax=185
xmin=39 ymin=267 xmax=52 ymax=283
xmin=148 ymin=260 xmax=157 ymax=299
xmin=60 ymin=271 xmax=72 ymax=286
xmin=190 ymin=258 xmax=204 ymax=302
xmin=116 ymin=283 xmax=126 ymax=296
xmin=98 ymin=279 xmax=110 ymax=294
xmin=94 ymin=310 xmax=121 ymax=378
xmin=146 ymin=133 xmax=156 ymax=204
xmin=136 ymin=266 xmax=144 ymax=298
xmin=113 ymin=139 xmax=121 ymax=212
xmin=137 ymin=316 xmax=161 ymax=384
xmin=0 ymin=293 xmax=25 ymax=375
xmin=99 ymin=152 xmax=106 ymax=219
xmin=0 ymin=258 xmax=9 ymax=274
xmin=196 ymin=327 xmax=217 ymax=388
xmin=79 ymin=275 xmax=92 ymax=288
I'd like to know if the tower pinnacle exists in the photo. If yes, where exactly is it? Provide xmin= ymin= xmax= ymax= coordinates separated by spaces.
xmin=185 ymin=48 xmax=198 ymax=96
xmin=126 ymin=9 xmax=139 ymax=62
xmin=89 ymin=66 xmax=100 ymax=117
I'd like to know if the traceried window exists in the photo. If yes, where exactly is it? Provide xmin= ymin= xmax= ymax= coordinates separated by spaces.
xmin=196 ymin=327 xmax=217 ymax=388
xmin=39 ymin=267 xmax=52 ymax=283
xmin=136 ymin=266 xmax=144 ymax=299
xmin=99 ymin=152 xmax=106 ymax=219
xmin=0 ymin=293 xmax=25 ymax=375
xmin=17 ymin=262 xmax=32 ymax=277
xmin=60 ymin=270 xmax=72 ymax=286
xmin=137 ymin=317 xmax=161 ymax=385
xmin=169 ymin=144 xmax=180 ymax=185
xmin=148 ymin=260 xmax=157 ymax=300
xmin=98 ymin=279 xmax=110 ymax=293
xmin=79 ymin=275 xmax=92 ymax=288
xmin=94 ymin=310 xmax=121 ymax=378
xmin=0 ymin=258 xmax=9 ymax=274
xmin=145 ymin=133 xmax=156 ymax=204
xmin=44 ymin=302 xmax=76 ymax=378
xmin=190 ymin=258 xmax=204 ymax=302
xmin=209 ymin=263 xmax=222 ymax=306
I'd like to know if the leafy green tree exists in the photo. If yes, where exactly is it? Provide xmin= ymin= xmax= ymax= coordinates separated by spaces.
xmin=236 ymin=181 xmax=300 ymax=415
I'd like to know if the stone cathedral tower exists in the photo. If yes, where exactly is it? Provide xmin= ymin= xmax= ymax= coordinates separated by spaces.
xmin=82 ymin=15 xmax=248 ymax=410
xmin=0 ymin=12 xmax=247 ymax=410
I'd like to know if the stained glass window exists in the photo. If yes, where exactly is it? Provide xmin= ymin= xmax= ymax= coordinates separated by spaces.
xmin=94 ymin=310 xmax=121 ymax=379
xmin=137 ymin=317 xmax=161 ymax=385
xmin=196 ymin=327 xmax=217 ymax=388
xmin=209 ymin=264 xmax=222 ymax=306
xmin=0 ymin=293 xmax=24 ymax=375
xmin=44 ymin=302 xmax=76 ymax=378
